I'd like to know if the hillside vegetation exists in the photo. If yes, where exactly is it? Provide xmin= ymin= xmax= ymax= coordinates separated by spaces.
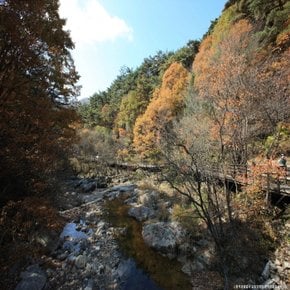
xmin=79 ymin=0 xmax=290 ymax=164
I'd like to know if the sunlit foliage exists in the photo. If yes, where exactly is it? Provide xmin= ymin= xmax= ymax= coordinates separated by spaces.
xmin=133 ymin=62 xmax=189 ymax=158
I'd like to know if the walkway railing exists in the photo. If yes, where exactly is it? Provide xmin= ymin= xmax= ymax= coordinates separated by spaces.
xmin=212 ymin=164 xmax=290 ymax=196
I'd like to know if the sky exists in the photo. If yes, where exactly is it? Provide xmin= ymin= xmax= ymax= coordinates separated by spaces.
xmin=59 ymin=0 xmax=227 ymax=100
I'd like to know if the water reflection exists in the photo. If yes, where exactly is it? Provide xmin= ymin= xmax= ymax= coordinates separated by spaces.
xmin=60 ymin=222 xmax=88 ymax=240
xmin=104 ymin=198 xmax=192 ymax=290
xmin=118 ymin=258 xmax=162 ymax=290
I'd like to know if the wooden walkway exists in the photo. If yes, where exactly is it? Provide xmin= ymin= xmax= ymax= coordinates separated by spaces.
xmin=107 ymin=161 xmax=163 ymax=172
xmin=108 ymin=161 xmax=290 ymax=196
xmin=88 ymin=156 xmax=290 ymax=198
xmin=212 ymin=165 xmax=290 ymax=196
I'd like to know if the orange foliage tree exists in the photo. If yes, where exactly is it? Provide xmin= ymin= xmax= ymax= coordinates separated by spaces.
xmin=133 ymin=62 xmax=190 ymax=158
xmin=193 ymin=19 xmax=254 ymax=166
xmin=193 ymin=13 xmax=290 ymax=165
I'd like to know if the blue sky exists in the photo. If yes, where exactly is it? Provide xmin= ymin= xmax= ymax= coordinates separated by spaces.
xmin=59 ymin=0 xmax=227 ymax=100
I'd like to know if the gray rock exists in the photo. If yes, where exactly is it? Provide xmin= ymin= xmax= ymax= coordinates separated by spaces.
xmin=95 ymin=176 xmax=109 ymax=188
xmin=32 ymin=232 xmax=54 ymax=248
xmin=75 ymin=254 xmax=87 ymax=269
xmin=124 ymin=196 xmax=137 ymax=205
xmin=128 ymin=205 xmax=154 ymax=221
xmin=45 ymin=268 xmax=54 ymax=278
xmin=66 ymin=254 xmax=76 ymax=265
xmin=82 ymin=182 xmax=96 ymax=193
xmin=97 ymin=221 xmax=106 ymax=230
xmin=57 ymin=251 xmax=69 ymax=261
xmin=117 ymin=184 xmax=136 ymax=193
xmin=103 ymin=184 xmax=136 ymax=200
xmin=178 ymin=242 xmax=192 ymax=255
xmin=261 ymin=261 xmax=271 ymax=280
xmin=182 ymin=259 xmax=205 ymax=275
xmin=142 ymin=222 xmax=185 ymax=258
xmin=98 ymin=264 xmax=105 ymax=274
xmin=263 ymin=278 xmax=276 ymax=286
xmin=138 ymin=190 xmax=158 ymax=208
xmin=196 ymin=239 xmax=210 ymax=247
xmin=95 ymin=221 xmax=106 ymax=236
xmin=197 ymin=249 xmax=214 ymax=267
xmin=16 ymin=265 xmax=46 ymax=290
xmin=75 ymin=179 xmax=97 ymax=192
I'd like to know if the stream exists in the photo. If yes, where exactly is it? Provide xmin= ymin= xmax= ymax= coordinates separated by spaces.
xmin=104 ymin=198 xmax=192 ymax=290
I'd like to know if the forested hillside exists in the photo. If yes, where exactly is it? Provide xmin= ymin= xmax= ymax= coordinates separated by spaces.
xmin=79 ymin=0 xmax=290 ymax=164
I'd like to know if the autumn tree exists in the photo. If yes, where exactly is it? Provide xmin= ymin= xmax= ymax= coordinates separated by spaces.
xmin=160 ymin=19 xmax=250 ymax=253
xmin=160 ymin=89 xmax=237 ymax=288
xmin=0 ymin=0 xmax=79 ymax=103
xmin=136 ymin=50 xmax=174 ymax=96
xmin=193 ymin=19 xmax=255 ymax=169
xmin=193 ymin=8 xmax=290 ymax=171
xmin=161 ymin=12 xmax=289 ymax=281
xmin=244 ymin=47 xmax=290 ymax=143
xmin=0 ymin=0 xmax=80 ymax=200
xmin=133 ymin=62 xmax=189 ymax=158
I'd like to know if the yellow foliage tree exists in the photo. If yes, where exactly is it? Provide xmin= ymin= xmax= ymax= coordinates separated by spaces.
xmin=133 ymin=62 xmax=189 ymax=158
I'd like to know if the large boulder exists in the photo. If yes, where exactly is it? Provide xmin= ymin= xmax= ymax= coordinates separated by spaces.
xmin=142 ymin=222 xmax=185 ymax=258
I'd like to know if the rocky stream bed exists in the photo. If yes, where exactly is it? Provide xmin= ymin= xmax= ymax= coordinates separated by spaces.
xmin=14 ymin=177 xmax=290 ymax=290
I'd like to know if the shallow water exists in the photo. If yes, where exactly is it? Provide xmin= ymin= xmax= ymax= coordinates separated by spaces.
xmin=118 ymin=258 xmax=162 ymax=290
xmin=104 ymin=198 xmax=192 ymax=290
xmin=60 ymin=222 xmax=88 ymax=240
